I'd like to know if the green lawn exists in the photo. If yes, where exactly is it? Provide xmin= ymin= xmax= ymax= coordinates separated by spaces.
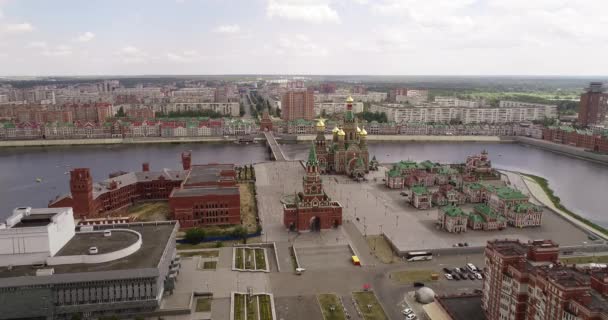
xmin=255 ymin=249 xmax=267 ymax=270
xmin=391 ymin=269 xmax=436 ymax=284
xmin=203 ymin=261 xmax=217 ymax=270
xmin=352 ymin=292 xmax=388 ymax=320
xmin=247 ymin=296 xmax=259 ymax=320
xmin=245 ymin=248 xmax=255 ymax=270
xmin=560 ymin=255 xmax=608 ymax=264
xmin=235 ymin=294 xmax=245 ymax=320
xmin=318 ymin=294 xmax=346 ymax=320
xmin=235 ymin=248 xmax=245 ymax=269
xmin=195 ymin=297 xmax=212 ymax=312
xmin=179 ymin=250 xmax=219 ymax=258
xmin=259 ymin=295 xmax=273 ymax=320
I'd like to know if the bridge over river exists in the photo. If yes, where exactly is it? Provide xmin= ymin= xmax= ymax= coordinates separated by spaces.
xmin=263 ymin=131 xmax=288 ymax=161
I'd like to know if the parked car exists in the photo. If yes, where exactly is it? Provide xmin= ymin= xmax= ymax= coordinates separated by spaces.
xmin=467 ymin=263 xmax=478 ymax=273
xmin=475 ymin=273 xmax=483 ymax=280
xmin=443 ymin=267 xmax=451 ymax=273
xmin=468 ymin=273 xmax=475 ymax=280
xmin=413 ymin=282 xmax=425 ymax=288
xmin=444 ymin=273 xmax=453 ymax=280
xmin=453 ymin=267 xmax=462 ymax=273
xmin=451 ymin=273 xmax=460 ymax=281
xmin=459 ymin=273 xmax=467 ymax=280
xmin=406 ymin=314 xmax=416 ymax=320
xmin=402 ymin=308 xmax=413 ymax=315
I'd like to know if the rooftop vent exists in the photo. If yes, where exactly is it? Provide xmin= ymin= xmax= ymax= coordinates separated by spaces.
xmin=89 ymin=247 xmax=99 ymax=255
xmin=36 ymin=268 xmax=55 ymax=276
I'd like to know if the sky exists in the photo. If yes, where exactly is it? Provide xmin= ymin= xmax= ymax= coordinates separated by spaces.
xmin=0 ymin=0 xmax=608 ymax=76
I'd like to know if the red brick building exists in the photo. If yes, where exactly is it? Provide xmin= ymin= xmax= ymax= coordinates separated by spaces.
xmin=542 ymin=126 xmax=608 ymax=153
xmin=126 ymin=107 xmax=155 ymax=120
xmin=281 ymin=90 xmax=314 ymax=121
xmin=579 ymin=82 xmax=608 ymax=127
xmin=49 ymin=152 xmax=240 ymax=229
xmin=483 ymin=239 xmax=608 ymax=320
xmin=283 ymin=144 xmax=342 ymax=231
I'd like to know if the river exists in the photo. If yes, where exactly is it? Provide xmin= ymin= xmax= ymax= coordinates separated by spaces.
xmin=1 ymin=142 xmax=607 ymax=227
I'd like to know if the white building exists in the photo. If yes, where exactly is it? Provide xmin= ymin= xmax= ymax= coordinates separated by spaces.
xmin=315 ymin=102 xmax=364 ymax=116
xmin=315 ymin=92 xmax=387 ymax=103
xmin=370 ymin=102 xmax=558 ymax=124
xmin=435 ymin=96 xmax=481 ymax=108
xmin=0 ymin=207 xmax=76 ymax=267
xmin=499 ymin=101 xmax=558 ymax=119
xmin=162 ymin=102 xmax=240 ymax=117
xmin=113 ymin=87 xmax=164 ymax=98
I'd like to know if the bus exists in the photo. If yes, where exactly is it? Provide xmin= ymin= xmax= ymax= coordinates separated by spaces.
xmin=405 ymin=251 xmax=433 ymax=262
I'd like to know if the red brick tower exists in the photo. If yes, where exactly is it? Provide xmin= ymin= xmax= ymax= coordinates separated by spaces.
xmin=260 ymin=110 xmax=273 ymax=131
xmin=181 ymin=151 xmax=192 ymax=170
xmin=70 ymin=168 xmax=94 ymax=218
xmin=302 ymin=144 xmax=324 ymax=202
xmin=142 ymin=162 xmax=150 ymax=172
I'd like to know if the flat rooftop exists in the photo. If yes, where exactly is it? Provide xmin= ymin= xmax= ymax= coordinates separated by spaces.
xmin=55 ymin=230 xmax=139 ymax=256
xmin=183 ymin=164 xmax=234 ymax=186
xmin=0 ymin=222 xmax=176 ymax=278
xmin=438 ymin=294 xmax=485 ymax=320
xmin=171 ymin=186 xmax=239 ymax=197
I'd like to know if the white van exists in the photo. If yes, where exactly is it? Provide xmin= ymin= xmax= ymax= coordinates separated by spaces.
xmin=467 ymin=263 xmax=477 ymax=273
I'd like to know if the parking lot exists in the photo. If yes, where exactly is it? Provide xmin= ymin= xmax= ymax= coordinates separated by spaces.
xmin=295 ymin=245 xmax=355 ymax=270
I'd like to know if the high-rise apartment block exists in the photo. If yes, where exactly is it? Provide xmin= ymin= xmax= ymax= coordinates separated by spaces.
xmin=579 ymin=82 xmax=608 ymax=127
xmin=483 ymin=239 xmax=608 ymax=320
xmin=281 ymin=90 xmax=315 ymax=121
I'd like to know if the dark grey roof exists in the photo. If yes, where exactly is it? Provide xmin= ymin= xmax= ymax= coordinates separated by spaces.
xmin=183 ymin=164 xmax=235 ymax=186
xmin=171 ymin=187 xmax=239 ymax=197
xmin=439 ymin=294 xmax=485 ymax=320
xmin=55 ymin=230 xmax=139 ymax=256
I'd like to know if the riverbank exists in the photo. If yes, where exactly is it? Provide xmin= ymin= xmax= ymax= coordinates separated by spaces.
xmin=517 ymin=172 xmax=608 ymax=239
xmin=292 ymin=134 xmax=511 ymax=143
xmin=515 ymin=136 xmax=608 ymax=165
xmin=0 ymin=136 xmax=235 ymax=147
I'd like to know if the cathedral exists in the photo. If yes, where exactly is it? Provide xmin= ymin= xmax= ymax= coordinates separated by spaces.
xmin=314 ymin=96 xmax=370 ymax=177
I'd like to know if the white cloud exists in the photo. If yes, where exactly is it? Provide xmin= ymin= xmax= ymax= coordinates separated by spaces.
xmin=26 ymin=41 xmax=47 ymax=49
xmin=267 ymin=0 xmax=340 ymax=24
xmin=1 ymin=22 xmax=33 ymax=34
xmin=75 ymin=31 xmax=95 ymax=42
xmin=277 ymin=34 xmax=328 ymax=57
xmin=117 ymin=46 xmax=150 ymax=64
xmin=167 ymin=50 xmax=203 ymax=62
xmin=214 ymin=24 xmax=240 ymax=34
xmin=42 ymin=45 xmax=72 ymax=57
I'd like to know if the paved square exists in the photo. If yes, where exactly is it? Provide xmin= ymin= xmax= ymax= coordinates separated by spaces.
xmin=296 ymin=245 xmax=354 ymax=270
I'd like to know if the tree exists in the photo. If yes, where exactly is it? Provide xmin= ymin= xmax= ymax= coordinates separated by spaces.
xmin=232 ymin=225 xmax=248 ymax=244
xmin=184 ymin=228 xmax=206 ymax=244
xmin=116 ymin=106 xmax=126 ymax=117
xmin=239 ymin=103 xmax=245 ymax=117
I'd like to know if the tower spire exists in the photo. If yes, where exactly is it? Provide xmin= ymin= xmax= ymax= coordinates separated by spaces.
xmin=307 ymin=143 xmax=318 ymax=166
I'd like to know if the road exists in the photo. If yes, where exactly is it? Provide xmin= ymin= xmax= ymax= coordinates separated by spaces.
xmin=240 ymin=92 xmax=253 ymax=119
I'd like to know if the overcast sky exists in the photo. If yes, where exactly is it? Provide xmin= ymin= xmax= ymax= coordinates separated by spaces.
xmin=0 ymin=0 xmax=607 ymax=76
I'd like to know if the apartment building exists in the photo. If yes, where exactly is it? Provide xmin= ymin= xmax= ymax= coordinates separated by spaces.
xmin=162 ymin=102 xmax=239 ymax=117
xmin=315 ymin=102 xmax=364 ymax=116
xmin=483 ymin=239 xmax=608 ymax=320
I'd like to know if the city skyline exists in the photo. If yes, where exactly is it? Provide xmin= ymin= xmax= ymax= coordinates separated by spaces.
xmin=1 ymin=0 xmax=608 ymax=76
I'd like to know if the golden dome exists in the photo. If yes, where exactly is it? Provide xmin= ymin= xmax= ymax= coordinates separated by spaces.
xmin=357 ymin=126 xmax=362 ymax=133
xmin=316 ymin=119 xmax=325 ymax=128
xmin=346 ymin=96 xmax=354 ymax=103
xmin=338 ymin=129 xmax=346 ymax=136
xmin=332 ymin=126 xmax=339 ymax=133
xmin=361 ymin=128 xmax=368 ymax=136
